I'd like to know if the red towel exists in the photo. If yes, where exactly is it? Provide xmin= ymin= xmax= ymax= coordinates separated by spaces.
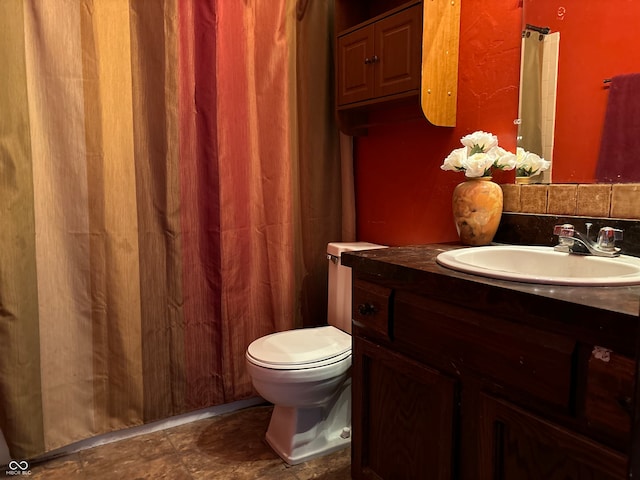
xmin=595 ymin=73 xmax=640 ymax=182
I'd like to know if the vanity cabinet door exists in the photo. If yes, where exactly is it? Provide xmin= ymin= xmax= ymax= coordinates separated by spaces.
xmin=352 ymin=336 xmax=457 ymax=480
xmin=585 ymin=348 xmax=635 ymax=447
xmin=478 ymin=393 xmax=628 ymax=480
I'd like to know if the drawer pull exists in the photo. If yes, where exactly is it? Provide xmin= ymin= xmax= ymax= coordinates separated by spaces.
xmin=358 ymin=303 xmax=377 ymax=316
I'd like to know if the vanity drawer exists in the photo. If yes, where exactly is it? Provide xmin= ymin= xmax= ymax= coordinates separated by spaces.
xmin=393 ymin=291 xmax=576 ymax=409
xmin=585 ymin=347 xmax=634 ymax=443
xmin=352 ymin=279 xmax=393 ymax=341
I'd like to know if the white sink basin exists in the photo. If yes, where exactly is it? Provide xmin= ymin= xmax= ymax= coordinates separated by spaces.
xmin=436 ymin=245 xmax=640 ymax=286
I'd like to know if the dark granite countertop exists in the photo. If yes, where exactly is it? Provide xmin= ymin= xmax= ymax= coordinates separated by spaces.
xmin=342 ymin=243 xmax=640 ymax=319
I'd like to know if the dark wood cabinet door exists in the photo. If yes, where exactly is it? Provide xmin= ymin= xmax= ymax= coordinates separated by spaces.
xmin=337 ymin=25 xmax=375 ymax=105
xmin=585 ymin=349 xmax=634 ymax=448
xmin=352 ymin=336 xmax=457 ymax=480
xmin=374 ymin=4 xmax=422 ymax=98
xmin=478 ymin=393 xmax=628 ymax=480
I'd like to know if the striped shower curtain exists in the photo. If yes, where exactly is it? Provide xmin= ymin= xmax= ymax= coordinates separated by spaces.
xmin=0 ymin=0 xmax=342 ymax=459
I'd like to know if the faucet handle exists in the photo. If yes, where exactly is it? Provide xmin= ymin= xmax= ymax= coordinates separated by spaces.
xmin=553 ymin=224 xmax=575 ymax=236
xmin=597 ymin=227 xmax=623 ymax=251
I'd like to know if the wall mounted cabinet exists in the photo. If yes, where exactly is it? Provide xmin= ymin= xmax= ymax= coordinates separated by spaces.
xmin=336 ymin=4 xmax=422 ymax=107
xmin=334 ymin=0 xmax=460 ymax=134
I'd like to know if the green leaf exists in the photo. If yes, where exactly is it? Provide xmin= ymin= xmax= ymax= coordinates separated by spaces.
xmin=469 ymin=144 xmax=484 ymax=155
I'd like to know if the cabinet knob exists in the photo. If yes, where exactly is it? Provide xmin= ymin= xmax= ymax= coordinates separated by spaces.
xmin=371 ymin=55 xmax=379 ymax=63
xmin=364 ymin=57 xmax=372 ymax=64
xmin=358 ymin=303 xmax=377 ymax=316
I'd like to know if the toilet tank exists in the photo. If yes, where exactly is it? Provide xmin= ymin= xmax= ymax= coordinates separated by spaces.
xmin=327 ymin=242 xmax=386 ymax=334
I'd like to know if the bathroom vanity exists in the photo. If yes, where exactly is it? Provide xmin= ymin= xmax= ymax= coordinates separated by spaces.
xmin=343 ymin=244 xmax=640 ymax=479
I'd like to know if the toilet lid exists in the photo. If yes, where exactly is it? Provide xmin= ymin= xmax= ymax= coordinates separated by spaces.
xmin=247 ymin=326 xmax=351 ymax=369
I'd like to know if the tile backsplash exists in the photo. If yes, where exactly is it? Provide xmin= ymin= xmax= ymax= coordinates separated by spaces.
xmin=501 ymin=184 xmax=640 ymax=219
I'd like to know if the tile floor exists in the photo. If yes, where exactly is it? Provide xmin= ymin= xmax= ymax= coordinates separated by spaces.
xmin=27 ymin=405 xmax=351 ymax=479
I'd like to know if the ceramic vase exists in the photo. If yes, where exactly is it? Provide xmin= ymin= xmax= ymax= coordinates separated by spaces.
xmin=452 ymin=177 xmax=503 ymax=246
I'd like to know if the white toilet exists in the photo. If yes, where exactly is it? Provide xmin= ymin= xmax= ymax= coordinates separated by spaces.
xmin=245 ymin=242 xmax=385 ymax=465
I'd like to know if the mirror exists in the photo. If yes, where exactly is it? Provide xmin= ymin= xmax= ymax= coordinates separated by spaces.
xmin=521 ymin=0 xmax=640 ymax=183
xmin=517 ymin=24 xmax=558 ymax=184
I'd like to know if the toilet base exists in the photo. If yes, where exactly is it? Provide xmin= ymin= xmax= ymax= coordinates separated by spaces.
xmin=265 ymin=378 xmax=351 ymax=465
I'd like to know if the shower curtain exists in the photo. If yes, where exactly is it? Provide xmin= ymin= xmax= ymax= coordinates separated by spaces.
xmin=0 ymin=0 xmax=344 ymax=459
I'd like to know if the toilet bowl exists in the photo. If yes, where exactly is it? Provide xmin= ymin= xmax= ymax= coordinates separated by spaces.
xmin=245 ymin=242 xmax=385 ymax=465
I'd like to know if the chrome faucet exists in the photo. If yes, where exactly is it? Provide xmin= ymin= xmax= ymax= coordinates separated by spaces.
xmin=553 ymin=223 xmax=623 ymax=257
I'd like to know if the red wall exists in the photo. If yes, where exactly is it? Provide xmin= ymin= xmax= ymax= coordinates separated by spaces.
xmin=355 ymin=0 xmax=522 ymax=246
xmin=525 ymin=0 xmax=640 ymax=183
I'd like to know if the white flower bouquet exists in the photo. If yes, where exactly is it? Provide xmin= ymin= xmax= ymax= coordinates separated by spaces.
xmin=441 ymin=131 xmax=517 ymax=178
xmin=516 ymin=147 xmax=551 ymax=177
